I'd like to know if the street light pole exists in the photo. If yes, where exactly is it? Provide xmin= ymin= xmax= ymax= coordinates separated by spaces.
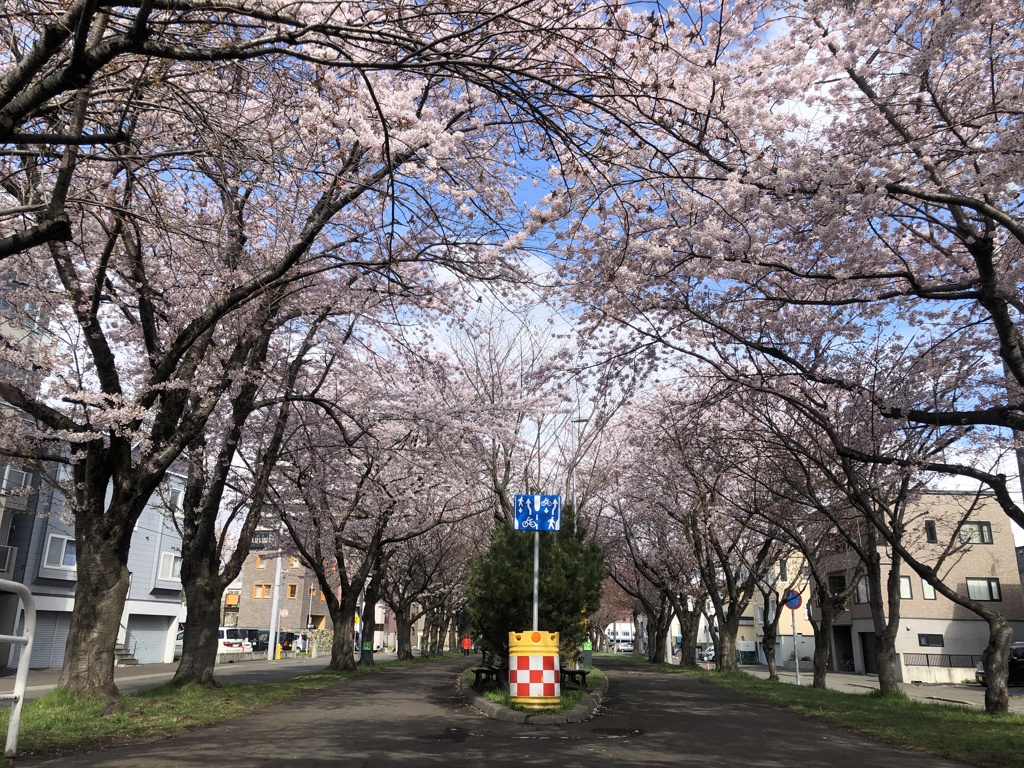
xmin=570 ymin=415 xmax=589 ymax=536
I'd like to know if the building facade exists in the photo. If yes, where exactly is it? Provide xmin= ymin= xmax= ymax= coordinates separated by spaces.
xmin=818 ymin=491 xmax=1024 ymax=683
xmin=0 ymin=464 xmax=185 ymax=668
xmin=230 ymin=534 xmax=421 ymax=652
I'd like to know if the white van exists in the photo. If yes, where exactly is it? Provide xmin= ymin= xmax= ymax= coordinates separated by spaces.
xmin=218 ymin=627 xmax=245 ymax=654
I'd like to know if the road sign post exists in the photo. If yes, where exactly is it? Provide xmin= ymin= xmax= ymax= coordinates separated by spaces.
xmin=784 ymin=590 xmax=803 ymax=686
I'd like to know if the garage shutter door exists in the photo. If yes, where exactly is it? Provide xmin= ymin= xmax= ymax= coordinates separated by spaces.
xmin=12 ymin=610 xmax=71 ymax=669
xmin=125 ymin=615 xmax=172 ymax=664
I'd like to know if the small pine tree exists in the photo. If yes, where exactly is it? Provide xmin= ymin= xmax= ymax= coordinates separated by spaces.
xmin=468 ymin=505 xmax=604 ymax=661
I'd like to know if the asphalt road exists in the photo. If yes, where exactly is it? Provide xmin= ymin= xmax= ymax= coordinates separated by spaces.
xmin=19 ymin=656 xmax=971 ymax=767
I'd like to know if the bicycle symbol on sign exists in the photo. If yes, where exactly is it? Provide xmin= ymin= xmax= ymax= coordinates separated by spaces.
xmin=520 ymin=516 xmax=539 ymax=530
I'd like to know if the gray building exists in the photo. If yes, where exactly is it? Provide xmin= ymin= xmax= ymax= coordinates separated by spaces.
xmin=0 ymin=462 xmax=185 ymax=669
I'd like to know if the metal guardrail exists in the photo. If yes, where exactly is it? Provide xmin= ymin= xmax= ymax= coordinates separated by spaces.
xmin=904 ymin=652 xmax=981 ymax=668
xmin=0 ymin=578 xmax=35 ymax=756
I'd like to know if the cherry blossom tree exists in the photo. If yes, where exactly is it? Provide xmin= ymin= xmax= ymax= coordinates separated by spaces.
xmin=382 ymin=523 xmax=478 ymax=661
xmin=272 ymin=341 xmax=490 ymax=671
xmin=559 ymin=0 xmax=1024 ymax=521
xmin=0 ymin=0 xmax=681 ymax=701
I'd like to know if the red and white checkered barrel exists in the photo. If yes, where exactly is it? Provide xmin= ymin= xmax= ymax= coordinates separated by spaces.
xmin=508 ymin=630 xmax=560 ymax=710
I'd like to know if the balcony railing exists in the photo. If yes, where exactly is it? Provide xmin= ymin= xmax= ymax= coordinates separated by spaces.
xmin=904 ymin=653 xmax=980 ymax=668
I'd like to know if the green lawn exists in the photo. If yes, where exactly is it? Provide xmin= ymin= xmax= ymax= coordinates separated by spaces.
xmin=617 ymin=657 xmax=1023 ymax=768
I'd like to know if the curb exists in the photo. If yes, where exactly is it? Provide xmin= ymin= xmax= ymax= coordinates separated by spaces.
xmin=459 ymin=667 xmax=607 ymax=724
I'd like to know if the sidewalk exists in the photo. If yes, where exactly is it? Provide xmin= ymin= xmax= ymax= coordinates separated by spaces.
xmin=742 ymin=663 xmax=1024 ymax=714
xmin=0 ymin=652 xmax=397 ymax=702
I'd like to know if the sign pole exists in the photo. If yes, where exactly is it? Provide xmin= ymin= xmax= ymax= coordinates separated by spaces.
xmin=792 ymin=607 xmax=800 ymax=686
xmin=783 ymin=589 xmax=803 ymax=686
xmin=532 ymin=530 xmax=539 ymax=631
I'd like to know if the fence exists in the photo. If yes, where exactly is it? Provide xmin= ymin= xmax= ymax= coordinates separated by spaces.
xmin=0 ymin=578 xmax=35 ymax=756
xmin=903 ymin=653 xmax=981 ymax=668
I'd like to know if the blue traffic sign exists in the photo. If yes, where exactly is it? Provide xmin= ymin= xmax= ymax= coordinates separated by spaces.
xmin=514 ymin=494 xmax=561 ymax=532
xmin=784 ymin=590 xmax=803 ymax=610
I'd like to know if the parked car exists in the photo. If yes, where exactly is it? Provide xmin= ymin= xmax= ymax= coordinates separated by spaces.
xmin=698 ymin=648 xmax=716 ymax=662
xmin=272 ymin=631 xmax=296 ymax=651
xmin=174 ymin=629 xmax=183 ymax=659
xmin=618 ymin=641 xmax=634 ymax=653
xmin=218 ymin=627 xmax=244 ymax=654
xmin=975 ymin=642 xmax=1024 ymax=686
xmin=239 ymin=628 xmax=268 ymax=653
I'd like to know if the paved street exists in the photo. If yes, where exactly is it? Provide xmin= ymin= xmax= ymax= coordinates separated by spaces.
xmin=17 ymin=656 xmax=971 ymax=767
xmin=0 ymin=652 xmax=391 ymax=702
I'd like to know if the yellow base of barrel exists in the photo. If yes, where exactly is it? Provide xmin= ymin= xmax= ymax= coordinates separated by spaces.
xmin=510 ymin=694 xmax=560 ymax=711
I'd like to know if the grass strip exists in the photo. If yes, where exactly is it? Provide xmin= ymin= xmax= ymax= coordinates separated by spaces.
xmin=461 ymin=666 xmax=601 ymax=713
xmin=614 ymin=656 xmax=1023 ymax=768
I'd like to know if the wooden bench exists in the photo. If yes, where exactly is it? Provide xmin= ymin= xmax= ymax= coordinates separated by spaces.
xmin=559 ymin=668 xmax=590 ymax=691
xmin=471 ymin=666 xmax=503 ymax=691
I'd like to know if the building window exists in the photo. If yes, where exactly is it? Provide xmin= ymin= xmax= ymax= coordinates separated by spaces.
xmin=899 ymin=576 xmax=913 ymax=600
xmin=779 ymin=560 xmax=789 ymax=582
xmin=0 ymin=463 xmax=29 ymax=493
xmin=287 ymin=584 xmax=298 ymax=599
xmin=918 ymin=634 xmax=944 ymax=647
xmin=44 ymin=535 xmax=76 ymax=569
xmin=252 ymin=531 xmax=270 ymax=547
xmin=966 ymin=578 xmax=1001 ymax=602
xmin=958 ymin=522 xmax=993 ymax=545
xmin=924 ymin=520 xmax=937 ymax=544
xmin=853 ymin=578 xmax=869 ymax=604
xmin=159 ymin=552 xmax=182 ymax=581
xmin=256 ymin=555 xmax=267 ymax=569
xmin=309 ymin=587 xmax=317 ymax=598
xmin=921 ymin=579 xmax=936 ymax=600
xmin=253 ymin=584 xmax=272 ymax=599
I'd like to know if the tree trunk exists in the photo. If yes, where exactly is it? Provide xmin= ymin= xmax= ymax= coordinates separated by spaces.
xmin=359 ymin=579 xmax=380 ymax=667
xmin=328 ymin=595 xmax=359 ymax=672
xmin=173 ymin=564 xmax=223 ymax=685
xmin=395 ymin=606 xmax=414 ymax=661
xmin=677 ymin=604 xmax=701 ymax=668
xmin=447 ymin=618 xmax=458 ymax=653
xmin=717 ymin=620 xmax=740 ymax=671
xmin=864 ymin=548 xmax=902 ymax=694
xmin=762 ymin=627 xmax=779 ymax=681
xmin=647 ymin=600 xmax=672 ymax=664
xmin=982 ymin=614 xmax=1013 ymax=714
xmin=58 ymin=504 xmax=133 ymax=703
xmin=809 ymin=605 xmax=836 ymax=689
xmin=432 ymin=614 xmax=445 ymax=655
xmin=419 ymin=613 xmax=432 ymax=657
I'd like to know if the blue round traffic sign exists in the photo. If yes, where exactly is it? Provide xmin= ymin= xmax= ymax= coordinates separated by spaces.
xmin=784 ymin=590 xmax=802 ymax=610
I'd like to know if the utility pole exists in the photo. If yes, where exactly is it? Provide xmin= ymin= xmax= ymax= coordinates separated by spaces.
xmin=267 ymin=548 xmax=283 ymax=663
